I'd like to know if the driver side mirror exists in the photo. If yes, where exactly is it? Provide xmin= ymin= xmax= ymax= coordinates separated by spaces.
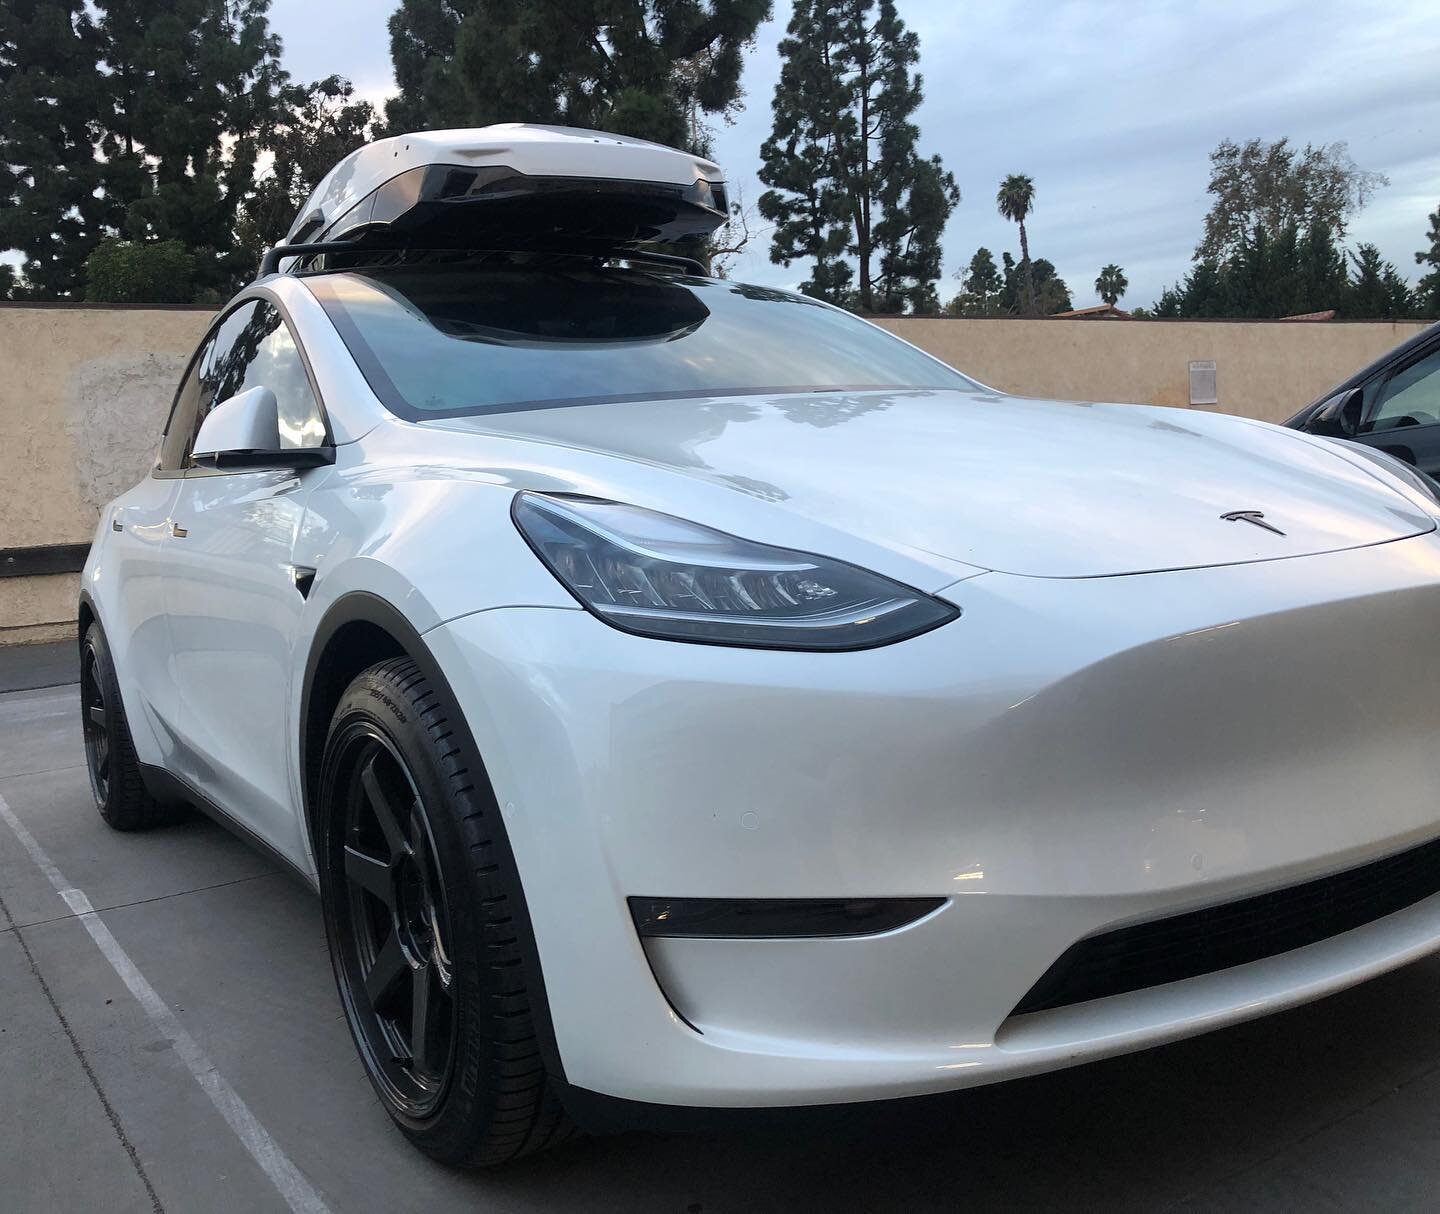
xmin=191 ymin=385 xmax=334 ymax=471
xmin=1305 ymin=386 xmax=1365 ymax=439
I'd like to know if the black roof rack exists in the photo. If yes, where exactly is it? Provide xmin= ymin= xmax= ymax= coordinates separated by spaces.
xmin=257 ymin=240 xmax=709 ymax=279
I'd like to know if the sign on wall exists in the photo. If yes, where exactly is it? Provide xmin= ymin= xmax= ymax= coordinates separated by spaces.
xmin=1188 ymin=359 xmax=1218 ymax=406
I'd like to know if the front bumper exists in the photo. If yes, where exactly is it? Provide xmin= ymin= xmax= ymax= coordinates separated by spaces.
xmin=426 ymin=534 xmax=1440 ymax=1106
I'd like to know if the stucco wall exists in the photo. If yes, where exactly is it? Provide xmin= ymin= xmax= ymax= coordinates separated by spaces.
xmin=872 ymin=317 xmax=1429 ymax=424
xmin=0 ymin=305 xmax=211 ymax=643
xmin=0 ymin=305 xmax=1430 ymax=643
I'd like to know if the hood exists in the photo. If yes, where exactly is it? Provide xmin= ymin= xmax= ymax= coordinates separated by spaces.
xmin=420 ymin=389 xmax=1436 ymax=578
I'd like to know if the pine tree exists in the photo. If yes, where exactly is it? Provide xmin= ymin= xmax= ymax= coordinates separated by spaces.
xmin=1157 ymin=221 xmax=1355 ymax=319
xmin=1296 ymin=221 xmax=1347 ymax=313
xmin=756 ymin=0 xmax=851 ymax=301
xmin=1151 ymin=285 xmax=1184 ymax=318
xmin=947 ymin=246 xmax=1001 ymax=315
xmin=759 ymin=0 xmax=957 ymax=313
xmin=876 ymin=155 xmax=956 ymax=314
xmin=0 ymin=1 xmax=109 ymax=297
xmin=386 ymin=0 xmax=465 ymax=134
xmin=1344 ymin=244 xmax=1414 ymax=319
xmin=1417 ymin=203 xmax=1440 ymax=318
xmin=1030 ymin=258 xmax=1072 ymax=315
xmin=1179 ymin=259 xmax=1228 ymax=317
xmin=95 ymin=0 xmax=285 ymax=298
xmin=1 ymin=1 xmax=287 ymax=300
xmin=999 ymin=251 xmax=1069 ymax=315
xmin=385 ymin=1 xmax=769 ymax=154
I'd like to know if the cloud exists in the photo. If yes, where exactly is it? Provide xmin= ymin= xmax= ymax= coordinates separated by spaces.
xmin=704 ymin=0 xmax=1440 ymax=306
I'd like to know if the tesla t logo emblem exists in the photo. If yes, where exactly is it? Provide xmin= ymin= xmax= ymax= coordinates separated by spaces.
xmin=1221 ymin=510 xmax=1286 ymax=536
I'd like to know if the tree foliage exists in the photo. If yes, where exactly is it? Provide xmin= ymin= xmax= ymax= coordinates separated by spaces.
xmin=1095 ymin=263 xmax=1127 ymax=306
xmin=946 ymin=246 xmax=1002 ymax=315
xmin=1151 ymin=221 xmax=1418 ymax=319
xmin=235 ymin=75 xmax=380 ymax=264
xmin=759 ymin=0 xmax=958 ymax=313
xmin=1 ymin=0 xmax=285 ymax=300
xmin=94 ymin=0 xmax=285 ymax=296
xmin=386 ymin=0 xmax=769 ymax=153
xmin=1417 ymin=203 xmax=1440 ymax=318
xmin=998 ymin=250 xmax=1069 ymax=315
xmin=1343 ymin=244 xmax=1414 ymax=320
xmin=84 ymin=237 xmax=196 ymax=303
xmin=0 ymin=1 xmax=109 ymax=297
xmin=1196 ymin=137 xmax=1387 ymax=263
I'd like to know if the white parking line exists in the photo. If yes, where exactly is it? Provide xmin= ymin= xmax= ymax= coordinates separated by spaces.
xmin=0 ymin=790 xmax=332 ymax=1214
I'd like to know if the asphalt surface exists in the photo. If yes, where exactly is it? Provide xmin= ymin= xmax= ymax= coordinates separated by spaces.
xmin=3 ymin=655 xmax=1440 ymax=1211
xmin=0 ymin=638 xmax=77 ymax=693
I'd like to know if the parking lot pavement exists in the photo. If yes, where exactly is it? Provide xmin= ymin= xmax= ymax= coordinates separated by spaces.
xmin=4 ymin=680 xmax=1440 ymax=1213
xmin=0 ymin=639 xmax=77 ymax=694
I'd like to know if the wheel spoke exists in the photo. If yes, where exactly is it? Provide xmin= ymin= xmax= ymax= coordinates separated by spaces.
xmin=409 ymin=804 xmax=436 ymax=883
xmin=410 ymin=960 xmax=438 ymax=1073
xmin=360 ymin=756 xmax=409 ymax=861
xmin=88 ymin=705 xmax=106 ymax=729
xmin=364 ymin=931 xmax=409 ymax=1015
xmin=344 ymin=845 xmax=394 ymax=907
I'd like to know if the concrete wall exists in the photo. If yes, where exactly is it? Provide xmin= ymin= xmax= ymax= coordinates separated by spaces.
xmin=0 ymin=305 xmax=1429 ymax=643
xmin=872 ymin=317 xmax=1429 ymax=424
xmin=0 ymin=305 xmax=210 ymax=643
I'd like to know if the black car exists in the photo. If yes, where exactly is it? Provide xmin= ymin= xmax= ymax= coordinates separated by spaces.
xmin=1286 ymin=321 xmax=1440 ymax=476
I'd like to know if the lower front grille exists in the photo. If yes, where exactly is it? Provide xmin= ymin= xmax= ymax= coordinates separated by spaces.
xmin=1013 ymin=833 xmax=1440 ymax=1016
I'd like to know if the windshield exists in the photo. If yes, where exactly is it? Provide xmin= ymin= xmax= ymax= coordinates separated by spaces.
xmin=307 ymin=262 xmax=982 ymax=419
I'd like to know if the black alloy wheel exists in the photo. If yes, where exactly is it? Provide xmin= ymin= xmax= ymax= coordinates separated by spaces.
xmin=81 ymin=622 xmax=180 ymax=830
xmin=330 ymin=727 xmax=457 ymax=1115
xmin=81 ymin=643 xmax=112 ymax=805
xmin=319 ymin=658 xmax=574 ymax=1166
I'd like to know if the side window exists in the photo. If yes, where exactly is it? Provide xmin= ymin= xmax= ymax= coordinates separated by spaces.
xmin=185 ymin=300 xmax=261 ymax=463
xmin=1363 ymin=345 xmax=1440 ymax=434
xmin=242 ymin=307 xmax=328 ymax=449
xmin=158 ymin=334 xmax=215 ymax=472
xmin=174 ymin=299 xmax=327 ymax=467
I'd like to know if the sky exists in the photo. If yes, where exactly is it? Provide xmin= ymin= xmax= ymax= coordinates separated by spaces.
xmin=60 ymin=1 xmax=1440 ymax=306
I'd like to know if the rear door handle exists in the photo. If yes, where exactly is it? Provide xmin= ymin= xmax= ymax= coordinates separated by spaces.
xmin=171 ymin=522 xmax=188 ymax=538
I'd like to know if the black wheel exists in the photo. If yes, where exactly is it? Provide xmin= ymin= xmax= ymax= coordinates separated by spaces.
xmin=318 ymin=657 xmax=575 ymax=1167
xmin=82 ymin=623 xmax=181 ymax=830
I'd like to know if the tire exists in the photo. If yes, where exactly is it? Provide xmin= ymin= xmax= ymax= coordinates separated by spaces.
xmin=317 ymin=657 xmax=575 ymax=1167
xmin=82 ymin=623 xmax=183 ymax=830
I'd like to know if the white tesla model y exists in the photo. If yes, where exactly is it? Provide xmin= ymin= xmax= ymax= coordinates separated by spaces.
xmin=80 ymin=125 xmax=1440 ymax=1166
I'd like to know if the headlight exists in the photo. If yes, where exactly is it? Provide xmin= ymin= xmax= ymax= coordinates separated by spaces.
xmin=512 ymin=493 xmax=959 ymax=650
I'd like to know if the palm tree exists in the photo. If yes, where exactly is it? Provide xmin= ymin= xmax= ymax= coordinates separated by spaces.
xmin=996 ymin=174 xmax=1037 ymax=314
xmin=1095 ymin=264 xmax=1128 ymax=306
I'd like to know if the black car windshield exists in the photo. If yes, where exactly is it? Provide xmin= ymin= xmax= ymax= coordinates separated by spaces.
xmin=307 ymin=261 xmax=982 ymax=419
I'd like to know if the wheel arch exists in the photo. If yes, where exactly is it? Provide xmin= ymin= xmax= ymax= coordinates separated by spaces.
xmin=298 ymin=590 xmax=571 ymax=1086
xmin=77 ymin=589 xmax=97 ymax=651
xmin=299 ymin=592 xmax=422 ymax=854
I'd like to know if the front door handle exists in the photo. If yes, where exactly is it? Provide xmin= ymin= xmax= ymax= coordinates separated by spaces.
xmin=171 ymin=522 xmax=188 ymax=538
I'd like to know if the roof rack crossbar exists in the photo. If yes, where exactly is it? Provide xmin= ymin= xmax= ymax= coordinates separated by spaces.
xmin=257 ymin=241 xmax=710 ymax=279
xmin=258 ymin=241 xmax=378 ymax=276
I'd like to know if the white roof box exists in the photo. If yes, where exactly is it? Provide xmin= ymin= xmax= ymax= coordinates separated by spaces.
xmin=284 ymin=124 xmax=728 ymax=252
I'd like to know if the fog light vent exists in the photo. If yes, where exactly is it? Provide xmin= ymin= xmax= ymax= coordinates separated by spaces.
xmin=629 ymin=896 xmax=945 ymax=940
